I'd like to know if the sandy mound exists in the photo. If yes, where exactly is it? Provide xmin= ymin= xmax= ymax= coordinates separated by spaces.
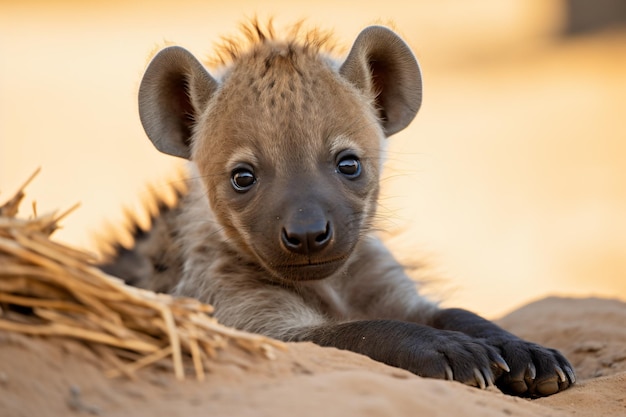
xmin=1 ymin=296 xmax=624 ymax=417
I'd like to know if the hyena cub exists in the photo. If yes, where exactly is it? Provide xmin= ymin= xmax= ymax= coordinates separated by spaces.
xmin=100 ymin=22 xmax=575 ymax=397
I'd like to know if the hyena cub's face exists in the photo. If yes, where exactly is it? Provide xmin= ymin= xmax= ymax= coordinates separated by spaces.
xmin=138 ymin=24 xmax=422 ymax=283
xmin=193 ymin=49 xmax=384 ymax=281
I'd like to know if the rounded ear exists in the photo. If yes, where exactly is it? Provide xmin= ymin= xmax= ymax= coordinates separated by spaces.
xmin=340 ymin=26 xmax=422 ymax=137
xmin=138 ymin=46 xmax=219 ymax=159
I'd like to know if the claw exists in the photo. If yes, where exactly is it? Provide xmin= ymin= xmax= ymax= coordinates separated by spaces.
xmin=445 ymin=365 xmax=454 ymax=381
xmin=564 ymin=366 xmax=576 ymax=384
xmin=555 ymin=366 xmax=567 ymax=383
xmin=526 ymin=362 xmax=537 ymax=380
xmin=483 ymin=367 xmax=495 ymax=387
xmin=494 ymin=353 xmax=510 ymax=373
xmin=474 ymin=368 xmax=486 ymax=389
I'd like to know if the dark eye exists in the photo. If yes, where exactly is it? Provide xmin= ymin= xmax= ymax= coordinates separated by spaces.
xmin=336 ymin=155 xmax=361 ymax=179
xmin=231 ymin=167 xmax=256 ymax=192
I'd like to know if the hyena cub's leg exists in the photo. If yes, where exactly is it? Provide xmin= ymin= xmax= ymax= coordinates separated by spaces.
xmin=296 ymin=309 xmax=574 ymax=397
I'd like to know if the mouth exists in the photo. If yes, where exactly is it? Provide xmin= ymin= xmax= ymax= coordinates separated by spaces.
xmin=270 ymin=256 xmax=349 ymax=281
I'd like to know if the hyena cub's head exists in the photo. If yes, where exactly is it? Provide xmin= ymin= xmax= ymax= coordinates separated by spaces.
xmin=138 ymin=23 xmax=422 ymax=282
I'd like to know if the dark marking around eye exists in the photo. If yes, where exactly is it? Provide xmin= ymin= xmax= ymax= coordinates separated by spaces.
xmin=154 ymin=262 xmax=169 ymax=272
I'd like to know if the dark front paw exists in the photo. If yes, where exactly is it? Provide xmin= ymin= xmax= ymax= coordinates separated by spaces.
xmin=403 ymin=330 xmax=510 ymax=390
xmin=491 ymin=338 xmax=576 ymax=397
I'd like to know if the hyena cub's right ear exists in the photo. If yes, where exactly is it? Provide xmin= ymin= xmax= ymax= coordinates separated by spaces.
xmin=138 ymin=46 xmax=218 ymax=159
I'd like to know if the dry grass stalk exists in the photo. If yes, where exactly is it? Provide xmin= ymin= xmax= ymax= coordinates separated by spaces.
xmin=0 ymin=170 xmax=286 ymax=381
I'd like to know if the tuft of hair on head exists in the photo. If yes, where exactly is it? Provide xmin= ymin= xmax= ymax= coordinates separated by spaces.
xmin=207 ymin=16 xmax=343 ymax=68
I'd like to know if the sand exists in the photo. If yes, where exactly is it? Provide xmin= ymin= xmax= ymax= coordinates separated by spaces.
xmin=1 ymin=296 xmax=625 ymax=417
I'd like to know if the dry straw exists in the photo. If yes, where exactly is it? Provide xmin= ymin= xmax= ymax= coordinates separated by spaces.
xmin=0 ymin=169 xmax=285 ymax=381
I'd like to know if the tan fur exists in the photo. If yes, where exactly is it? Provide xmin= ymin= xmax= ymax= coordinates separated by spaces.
xmin=207 ymin=19 xmax=340 ymax=69
xmin=105 ymin=20 xmax=432 ymax=339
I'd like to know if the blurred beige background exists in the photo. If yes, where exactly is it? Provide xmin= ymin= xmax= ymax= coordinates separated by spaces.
xmin=1 ymin=0 xmax=625 ymax=318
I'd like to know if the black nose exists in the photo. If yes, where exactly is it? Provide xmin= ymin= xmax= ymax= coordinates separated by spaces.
xmin=281 ymin=220 xmax=332 ymax=255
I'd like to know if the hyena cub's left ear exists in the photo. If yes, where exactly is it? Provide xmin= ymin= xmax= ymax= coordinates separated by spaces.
xmin=340 ymin=26 xmax=422 ymax=137
xmin=138 ymin=46 xmax=219 ymax=159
